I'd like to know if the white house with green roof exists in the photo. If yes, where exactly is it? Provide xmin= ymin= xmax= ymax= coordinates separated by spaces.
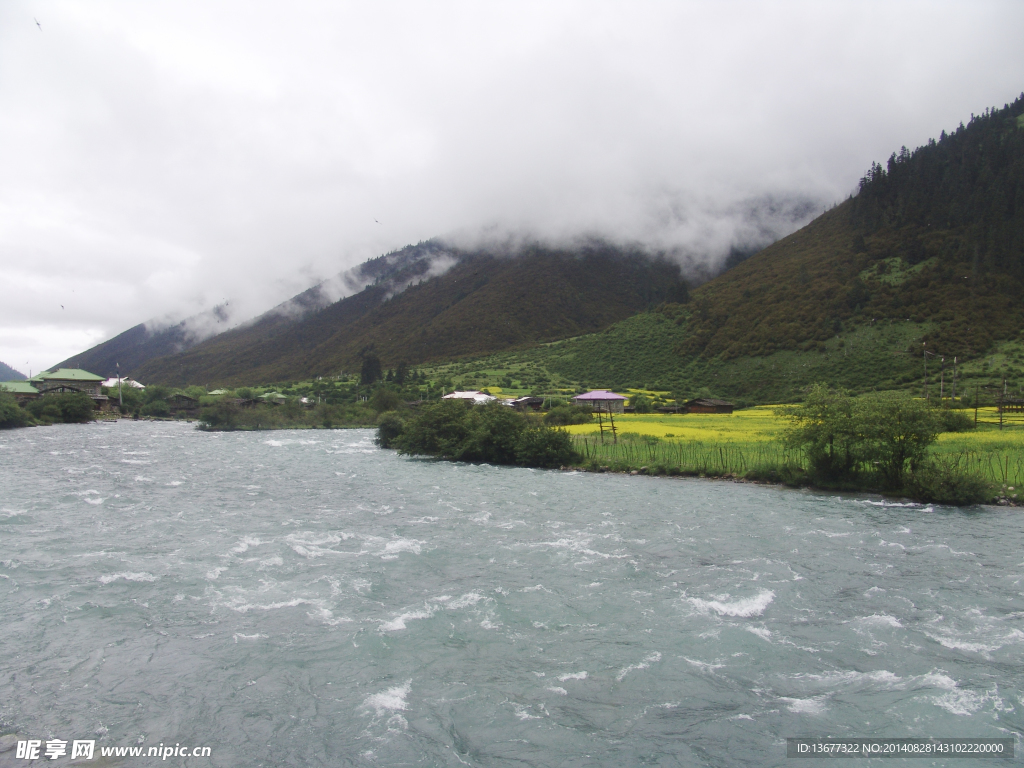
xmin=32 ymin=368 xmax=108 ymax=406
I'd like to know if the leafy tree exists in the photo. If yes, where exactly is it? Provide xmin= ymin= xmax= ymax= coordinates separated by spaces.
xmin=0 ymin=392 xmax=30 ymax=429
xmin=360 ymin=350 xmax=383 ymax=386
xmin=143 ymin=385 xmax=171 ymax=404
xmin=199 ymin=399 xmax=240 ymax=429
xmin=784 ymin=384 xmax=942 ymax=489
xmin=782 ymin=384 xmax=860 ymax=483
xmin=141 ymin=399 xmax=170 ymax=417
xmin=457 ymin=403 xmax=525 ymax=464
xmin=514 ymin=426 xmax=577 ymax=468
xmin=394 ymin=400 xmax=472 ymax=458
xmin=857 ymin=392 xmax=941 ymax=488
xmin=375 ymin=410 xmax=405 ymax=448
xmin=543 ymin=404 xmax=593 ymax=426
xmin=28 ymin=393 xmax=95 ymax=423
xmin=629 ymin=394 xmax=653 ymax=414
xmin=370 ymin=386 xmax=403 ymax=413
xmin=395 ymin=361 xmax=409 ymax=385
xmin=391 ymin=400 xmax=580 ymax=467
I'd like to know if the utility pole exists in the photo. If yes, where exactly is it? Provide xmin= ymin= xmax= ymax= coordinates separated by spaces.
xmin=116 ymin=362 xmax=123 ymax=408
xmin=974 ymin=386 xmax=979 ymax=427
xmin=940 ymin=356 xmax=945 ymax=401
xmin=952 ymin=357 xmax=957 ymax=401
xmin=923 ymin=343 xmax=928 ymax=400
xmin=1000 ymin=379 xmax=1006 ymax=431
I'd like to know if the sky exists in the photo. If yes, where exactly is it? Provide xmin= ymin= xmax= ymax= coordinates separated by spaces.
xmin=1 ymin=1 xmax=1022 ymax=377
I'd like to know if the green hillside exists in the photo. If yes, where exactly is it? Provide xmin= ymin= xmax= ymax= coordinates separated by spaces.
xmin=418 ymin=96 xmax=1024 ymax=404
xmin=0 ymin=360 xmax=26 ymax=380
xmin=135 ymin=243 xmax=687 ymax=386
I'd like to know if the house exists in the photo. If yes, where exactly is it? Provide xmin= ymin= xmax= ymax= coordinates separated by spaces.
xmin=208 ymin=389 xmax=230 ymax=396
xmin=102 ymin=377 xmax=145 ymax=389
xmin=32 ymin=368 xmax=108 ymax=408
xmin=442 ymin=390 xmax=496 ymax=404
xmin=167 ymin=393 xmax=199 ymax=413
xmin=259 ymin=392 xmax=288 ymax=405
xmin=0 ymin=381 xmax=40 ymax=402
xmin=572 ymin=390 xmax=627 ymax=414
xmin=685 ymin=397 xmax=734 ymax=414
xmin=509 ymin=396 xmax=543 ymax=411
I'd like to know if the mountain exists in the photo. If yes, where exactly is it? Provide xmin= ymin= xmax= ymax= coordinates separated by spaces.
xmin=462 ymin=95 xmax=1024 ymax=402
xmin=56 ymin=243 xmax=445 ymax=379
xmin=120 ymin=241 xmax=687 ymax=386
xmin=0 ymin=361 xmax=26 ymax=380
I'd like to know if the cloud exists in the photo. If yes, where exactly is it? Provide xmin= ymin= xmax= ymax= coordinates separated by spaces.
xmin=1 ymin=0 xmax=1022 ymax=372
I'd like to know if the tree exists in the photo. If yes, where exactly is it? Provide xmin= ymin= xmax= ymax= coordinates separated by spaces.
xmin=857 ymin=392 xmax=940 ymax=489
xmin=390 ymin=399 xmax=580 ymax=468
xmin=395 ymin=361 xmax=409 ymax=385
xmin=199 ymin=399 xmax=240 ymax=430
xmin=143 ymin=385 xmax=171 ymax=404
xmin=514 ymin=426 xmax=577 ymax=468
xmin=0 ymin=392 xmax=30 ymax=429
xmin=784 ymin=384 xmax=942 ymax=490
xmin=375 ymin=410 xmax=405 ymax=448
xmin=629 ymin=394 xmax=653 ymax=414
xmin=782 ymin=384 xmax=860 ymax=483
xmin=360 ymin=350 xmax=382 ymax=386
xmin=28 ymin=393 xmax=95 ymax=424
xmin=369 ymin=386 xmax=403 ymax=413
xmin=141 ymin=399 xmax=170 ymax=417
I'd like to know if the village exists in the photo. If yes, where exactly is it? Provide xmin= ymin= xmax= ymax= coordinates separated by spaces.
xmin=0 ymin=366 xmax=736 ymax=422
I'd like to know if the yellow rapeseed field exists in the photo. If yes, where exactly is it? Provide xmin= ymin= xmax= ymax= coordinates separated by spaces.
xmin=564 ymin=406 xmax=782 ymax=443
xmin=564 ymin=405 xmax=1023 ymax=485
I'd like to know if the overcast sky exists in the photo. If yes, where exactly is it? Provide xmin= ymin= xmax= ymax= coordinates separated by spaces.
xmin=1 ymin=1 xmax=1022 ymax=376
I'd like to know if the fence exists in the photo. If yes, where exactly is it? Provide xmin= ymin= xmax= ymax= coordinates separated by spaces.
xmin=573 ymin=435 xmax=802 ymax=476
xmin=572 ymin=435 xmax=1024 ymax=488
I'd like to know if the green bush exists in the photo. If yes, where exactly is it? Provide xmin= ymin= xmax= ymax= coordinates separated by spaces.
xmin=375 ymin=410 xmax=405 ymax=448
xmin=629 ymin=394 xmax=653 ymax=413
xmin=393 ymin=400 xmax=580 ymax=468
xmin=141 ymin=399 xmax=170 ymax=417
xmin=784 ymin=384 xmax=941 ymax=489
xmin=0 ymin=392 xmax=31 ymax=428
xmin=514 ymin=426 xmax=577 ymax=468
xmin=199 ymin=399 xmax=240 ymax=429
xmin=27 ymin=393 xmax=95 ymax=424
xmin=905 ymin=458 xmax=993 ymax=506
xmin=858 ymin=392 xmax=941 ymax=489
xmin=370 ymin=387 xmax=403 ymax=414
xmin=937 ymin=408 xmax=975 ymax=432
xmin=543 ymin=404 xmax=593 ymax=426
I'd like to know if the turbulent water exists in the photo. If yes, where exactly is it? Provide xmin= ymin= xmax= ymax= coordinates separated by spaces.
xmin=0 ymin=422 xmax=1021 ymax=766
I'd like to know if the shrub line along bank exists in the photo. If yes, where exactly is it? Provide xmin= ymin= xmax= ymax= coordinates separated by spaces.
xmin=551 ymin=458 xmax=1022 ymax=509
xmin=377 ymin=387 xmax=1019 ymax=507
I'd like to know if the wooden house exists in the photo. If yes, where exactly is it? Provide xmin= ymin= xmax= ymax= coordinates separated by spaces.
xmin=685 ymin=397 xmax=734 ymax=414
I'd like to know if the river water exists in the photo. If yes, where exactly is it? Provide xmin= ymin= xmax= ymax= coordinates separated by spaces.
xmin=0 ymin=421 xmax=1021 ymax=766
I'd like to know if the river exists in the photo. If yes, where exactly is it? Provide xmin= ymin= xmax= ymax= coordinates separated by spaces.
xmin=0 ymin=421 xmax=1020 ymax=766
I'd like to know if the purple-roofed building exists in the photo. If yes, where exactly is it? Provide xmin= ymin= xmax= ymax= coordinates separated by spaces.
xmin=572 ymin=389 xmax=627 ymax=413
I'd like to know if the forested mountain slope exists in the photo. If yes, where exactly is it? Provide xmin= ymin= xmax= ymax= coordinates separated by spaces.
xmin=57 ymin=242 xmax=444 ymax=379
xmin=134 ymin=243 xmax=687 ymax=386
xmin=499 ymin=96 xmax=1024 ymax=402
xmin=0 ymin=361 xmax=26 ymax=380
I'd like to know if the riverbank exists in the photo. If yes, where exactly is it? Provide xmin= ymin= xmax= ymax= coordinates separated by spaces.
xmin=558 ymin=457 xmax=1022 ymax=508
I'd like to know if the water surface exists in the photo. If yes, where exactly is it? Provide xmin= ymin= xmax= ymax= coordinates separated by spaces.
xmin=0 ymin=422 xmax=1020 ymax=766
